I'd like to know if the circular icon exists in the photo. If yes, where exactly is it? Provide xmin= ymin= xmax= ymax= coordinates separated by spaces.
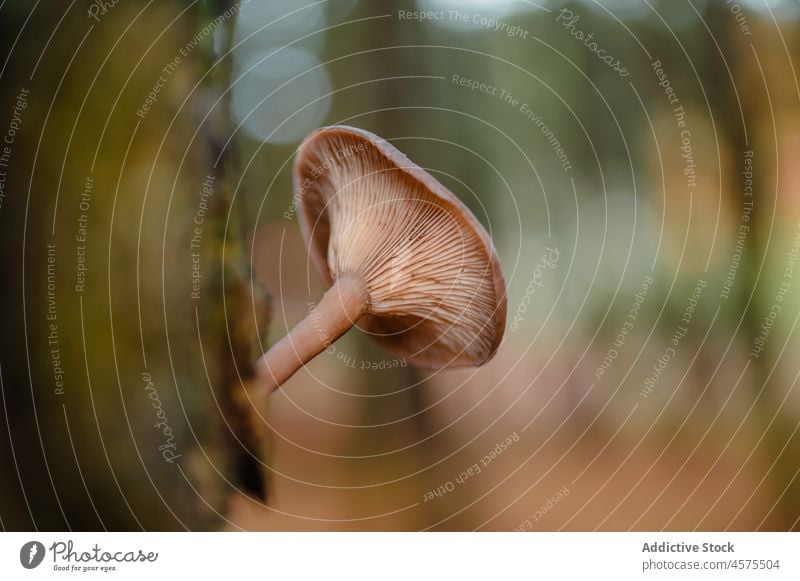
xmin=19 ymin=541 xmax=45 ymax=569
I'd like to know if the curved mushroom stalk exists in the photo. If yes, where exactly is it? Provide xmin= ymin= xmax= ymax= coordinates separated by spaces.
xmin=255 ymin=274 xmax=367 ymax=393
xmin=252 ymin=125 xmax=507 ymax=395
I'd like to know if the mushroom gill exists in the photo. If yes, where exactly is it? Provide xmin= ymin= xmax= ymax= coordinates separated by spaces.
xmin=295 ymin=127 xmax=505 ymax=368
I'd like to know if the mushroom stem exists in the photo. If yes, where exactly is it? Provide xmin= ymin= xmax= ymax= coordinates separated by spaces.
xmin=254 ymin=273 xmax=368 ymax=393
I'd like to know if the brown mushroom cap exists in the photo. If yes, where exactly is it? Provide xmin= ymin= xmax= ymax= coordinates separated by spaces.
xmin=293 ymin=126 xmax=507 ymax=368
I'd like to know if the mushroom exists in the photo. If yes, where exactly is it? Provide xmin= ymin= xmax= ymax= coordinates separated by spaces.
xmin=255 ymin=126 xmax=507 ymax=393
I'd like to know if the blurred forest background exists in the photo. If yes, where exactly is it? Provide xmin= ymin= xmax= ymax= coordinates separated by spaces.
xmin=1 ymin=0 xmax=800 ymax=531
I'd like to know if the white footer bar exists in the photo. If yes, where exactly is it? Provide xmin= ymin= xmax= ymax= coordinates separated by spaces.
xmin=1 ymin=532 xmax=797 ymax=580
